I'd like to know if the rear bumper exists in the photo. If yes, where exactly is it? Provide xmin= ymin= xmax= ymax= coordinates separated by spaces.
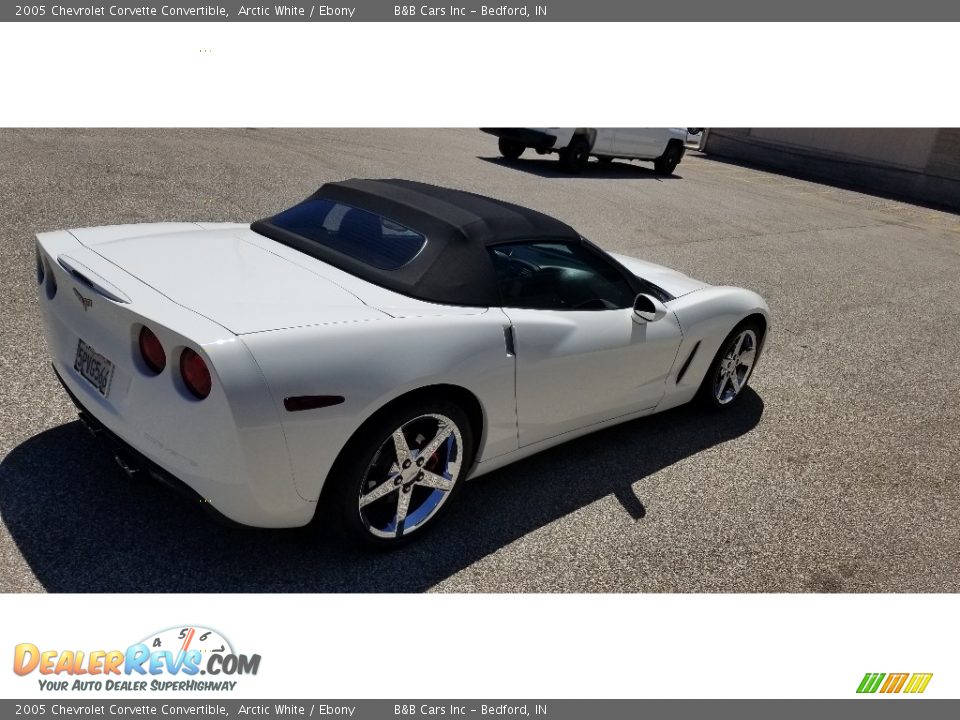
xmin=481 ymin=128 xmax=558 ymax=148
xmin=53 ymin=365 xmax=247 ymax=528
xmin=50 ymin=360 xmax=316 ymax=529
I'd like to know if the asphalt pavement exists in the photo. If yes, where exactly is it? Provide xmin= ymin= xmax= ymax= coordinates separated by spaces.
xmin=1 ymin=128 xmax=958 ymax=592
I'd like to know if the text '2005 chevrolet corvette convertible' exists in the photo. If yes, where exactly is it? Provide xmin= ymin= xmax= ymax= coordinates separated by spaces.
xmin=36 ymin=179 xmax=769 ymax=546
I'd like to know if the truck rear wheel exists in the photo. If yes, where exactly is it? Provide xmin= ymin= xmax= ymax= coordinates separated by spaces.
xmin=559 ymin=137 xmax=590 ymax=173
xmin=498 ymin=138 xmax=525 ymax=160
xmin=654 ymin=143 xmax=683 ymax=175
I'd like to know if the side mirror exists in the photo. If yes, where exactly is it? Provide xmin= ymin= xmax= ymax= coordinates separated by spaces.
xmin=633 ymin=293 xmax=667 ymax=323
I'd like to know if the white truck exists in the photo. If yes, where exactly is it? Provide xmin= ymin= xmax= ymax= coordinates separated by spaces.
xmin=481 ymin=127 xmax=688 ymax=175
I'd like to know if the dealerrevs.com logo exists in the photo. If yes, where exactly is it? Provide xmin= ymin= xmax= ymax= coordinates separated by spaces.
xmin=13 ymin=626 xmax=261 ymax=693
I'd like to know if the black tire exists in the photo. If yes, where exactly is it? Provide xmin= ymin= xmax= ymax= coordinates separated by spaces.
xmin=498 ymin=137 xmax=525 ymax=160
xmin=559 ymin=137 xmax=591 ymax=173
xmin=654 ymin=143 xmax=683 ymax=176
xmin=324 ymin=397 xmax=474 ymax=548
xmin=697 ymin=320 xmax=762 ymax=410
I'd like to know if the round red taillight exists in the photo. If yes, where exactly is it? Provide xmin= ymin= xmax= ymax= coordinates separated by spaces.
xmin=138 ymin=326 xmax=166 ymax=374
xmin=180 ymin=348 xmax=212 ymax=399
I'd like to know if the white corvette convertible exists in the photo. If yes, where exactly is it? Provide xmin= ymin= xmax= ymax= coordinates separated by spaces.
xmin=36 ymin=180 xmax=769 ymax=545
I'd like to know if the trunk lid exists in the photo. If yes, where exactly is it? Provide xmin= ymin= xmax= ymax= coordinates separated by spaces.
xmin=72 ymin=224 xmax=386 ymax=334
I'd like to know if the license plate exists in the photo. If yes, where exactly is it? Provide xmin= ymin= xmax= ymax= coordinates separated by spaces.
xmin=74 ymin=339 xmax=115 ymax=398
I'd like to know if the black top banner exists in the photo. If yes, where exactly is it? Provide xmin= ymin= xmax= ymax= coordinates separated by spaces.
xmin=6 ymin=0 xmax=960 ymax=21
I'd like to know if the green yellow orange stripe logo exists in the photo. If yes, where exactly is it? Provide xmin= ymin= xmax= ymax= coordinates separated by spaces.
xmin=857 ymin=672 xmax=933 ymax=694
xmin=903 ymin=674 xmax=934 ymax=693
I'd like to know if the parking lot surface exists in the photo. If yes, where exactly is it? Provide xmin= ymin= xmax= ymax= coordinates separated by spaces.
xmin=1 ymin=128 xmax=958 ymax=593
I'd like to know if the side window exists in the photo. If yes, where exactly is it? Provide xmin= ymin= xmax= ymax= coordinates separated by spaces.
xmin=488 ymin=241 xmax=635 ymax=311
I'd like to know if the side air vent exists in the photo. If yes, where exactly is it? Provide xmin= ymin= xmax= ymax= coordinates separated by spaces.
xmin=675 ymin=341 xmax=701 ymax=383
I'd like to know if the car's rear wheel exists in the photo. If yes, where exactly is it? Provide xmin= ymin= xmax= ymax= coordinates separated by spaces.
xmin=327 ymin=399 xmax=473 ymax=547
xmin=559 ymin=137 xmax=591 ymax=173
xmin=654 ymin=143 xmax=683 ymax=175
xmin=699 ymin=321 xmax=761 ymax=410
xmin=498 ymin=137 xmax=525 ymax=160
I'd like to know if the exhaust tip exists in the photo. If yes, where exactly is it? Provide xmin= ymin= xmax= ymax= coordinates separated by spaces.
xmin=113 ymin=452 xmax=141 ymax=478
xmin=78 ymin=412 xmax=102 ymax=437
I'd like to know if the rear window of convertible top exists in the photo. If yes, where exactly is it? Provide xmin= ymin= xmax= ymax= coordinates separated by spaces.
xmin=268 ymin=197 xmax=427 ymax=271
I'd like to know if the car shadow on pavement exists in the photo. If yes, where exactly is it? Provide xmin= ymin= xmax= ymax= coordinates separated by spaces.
xmin=477 ymin=156 xmax=684 ymax=180
xmin=0 ymin=390 xmax=762 ymax=593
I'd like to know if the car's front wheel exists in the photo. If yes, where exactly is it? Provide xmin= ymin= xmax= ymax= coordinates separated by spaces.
xmin=498 ymin=137 xmax=525 ymax=160
xmin=328 ymin=399 xmax=473 ymax=547
xmin=699 ymin=321 xmax=761 ymax=409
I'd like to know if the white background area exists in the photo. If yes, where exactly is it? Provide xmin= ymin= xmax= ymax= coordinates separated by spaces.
xmin=1 ymin=23 xmax=958 ymax=126
xmin=3 ymin=594 xmax=957 ymax=698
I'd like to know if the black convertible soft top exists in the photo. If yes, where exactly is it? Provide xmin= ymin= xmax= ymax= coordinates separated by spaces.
xmin=251 ymin=179 xmax=582 ymax=306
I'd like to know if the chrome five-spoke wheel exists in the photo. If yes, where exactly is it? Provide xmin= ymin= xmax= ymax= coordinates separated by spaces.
xmin=357 ymin=413 xmax=464 ymax=540
xmin=713 ymin=327 xmax=758 ymax=406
